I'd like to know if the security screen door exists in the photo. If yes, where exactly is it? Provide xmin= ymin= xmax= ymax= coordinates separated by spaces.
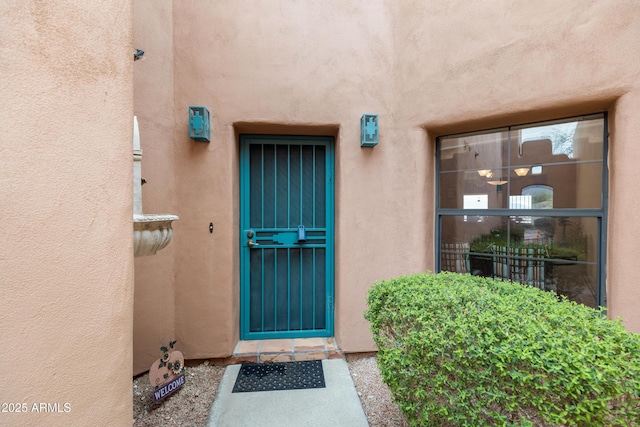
xmin=240 ymin=135 xmax=334 ymax=339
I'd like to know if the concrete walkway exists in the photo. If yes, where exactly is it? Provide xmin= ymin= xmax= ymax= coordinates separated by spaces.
xmin=206 ymin=359 xmax=369 ymax=427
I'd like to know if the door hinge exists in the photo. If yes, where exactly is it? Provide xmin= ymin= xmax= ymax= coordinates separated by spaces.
xmin=328 ymin=295 xmax=334 ymax=311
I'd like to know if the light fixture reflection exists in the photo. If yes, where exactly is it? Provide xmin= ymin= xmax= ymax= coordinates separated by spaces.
xmin=514 ymin=167 xmax=530 ymax=176
xmin=477 ymin=169 xmax=491 ymax=177
xmin=487 ymin=180 xmax=508 ymax=186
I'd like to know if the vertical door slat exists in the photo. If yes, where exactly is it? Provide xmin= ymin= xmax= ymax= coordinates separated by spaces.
xmin=313 ymin=145 xmax=316 ymax=228
xmin=261 ymin=145 xmax=264 ymax=228
xmin=287 ymin=145 xmax=291 ymax=229
xmin=274 ymin=248 xmax=278 ymax=329
xmin=312 ymin=247 xmax=316 ymax=330
xmin=287 ymin=248 xmax=291 ymax=330
xmin=261 ymin=249 xmax=265 ymax=331
xmin=274 ymin=145 xmax=277 ymax=228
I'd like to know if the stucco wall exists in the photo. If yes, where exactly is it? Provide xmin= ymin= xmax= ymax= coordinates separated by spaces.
xmin=131 ymin=0 xmax=640 ymax=368
xmin=0 ymin=1 xmax=134 ymax=426
xmin=391 ymin=0 xmax=640 ymax=331
xmin=608 ymin=92 xmax=640 ymax=332
xmin=133 ymin=0 xmax=178 ymax=376
xmin=169 ymin=0 xmax=431 ymax=356
xmin=392 ymin=0 xmax=637 ymax=131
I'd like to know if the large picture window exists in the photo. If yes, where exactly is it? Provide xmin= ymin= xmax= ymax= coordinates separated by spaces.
xmin=436 ymin=114 xmax=607 ymax=308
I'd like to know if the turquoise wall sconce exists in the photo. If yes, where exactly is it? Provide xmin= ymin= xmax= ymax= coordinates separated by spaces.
xmin=360 ymin=114 xmax=378 ymax=147
xmin=188 ymin=106 xmax=210 ymax=142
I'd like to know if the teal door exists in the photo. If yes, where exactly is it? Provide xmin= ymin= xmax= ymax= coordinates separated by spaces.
xmin=240 ymin=135 xmax=334 ymax=339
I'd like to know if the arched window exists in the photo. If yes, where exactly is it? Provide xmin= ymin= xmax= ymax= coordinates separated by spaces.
xmin=522 ymin=185 xmax=553 ymax=209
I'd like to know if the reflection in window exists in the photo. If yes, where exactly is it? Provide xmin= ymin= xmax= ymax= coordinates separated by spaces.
xmin=463 ymin=194 xmax=488 ymax=209
xmin=522 ymin=185 xmax=553 ymax=209
xmin=520 ymin=122 xmax=577 ymax=157
xmin=437 ymin=115 xmax=606 ymax=308
xmin=509 ymin=194 xmax=532 ymax=224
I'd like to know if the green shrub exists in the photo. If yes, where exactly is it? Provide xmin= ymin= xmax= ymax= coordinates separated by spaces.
xmin=365 ymin=272 xmax=640 ymax=426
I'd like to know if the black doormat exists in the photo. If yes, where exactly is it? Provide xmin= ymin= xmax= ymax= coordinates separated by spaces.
xmin=232 ymin=360 xmax=325 ymax=393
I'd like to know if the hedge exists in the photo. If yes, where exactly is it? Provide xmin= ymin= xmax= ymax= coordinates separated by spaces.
xmin=365 ymin=272 xmax=640 ymax=426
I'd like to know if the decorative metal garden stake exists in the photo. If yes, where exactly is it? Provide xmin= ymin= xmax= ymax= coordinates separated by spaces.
xmin=148 ymin=340 xmax=186 ymax=402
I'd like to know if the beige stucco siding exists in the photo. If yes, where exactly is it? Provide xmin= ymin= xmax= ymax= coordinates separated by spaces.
xmin=1 ymin=1 xmax=134 ymax=425
xmin=391 ymin=0 xmax=640 ymax=331
xmin=131 ymin=0 xmax=640 ymax=370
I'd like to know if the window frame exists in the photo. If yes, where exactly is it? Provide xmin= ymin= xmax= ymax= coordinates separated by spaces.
xmin=435 ymin=113 xmax=608 ymax=307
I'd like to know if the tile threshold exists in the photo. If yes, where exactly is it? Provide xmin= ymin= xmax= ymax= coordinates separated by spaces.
xmin=230 ymin=337 xmax=344 ymax=363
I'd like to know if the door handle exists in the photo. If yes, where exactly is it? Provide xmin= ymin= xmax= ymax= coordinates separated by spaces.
xmin=247 ymin=240 xmax=260 ymax=248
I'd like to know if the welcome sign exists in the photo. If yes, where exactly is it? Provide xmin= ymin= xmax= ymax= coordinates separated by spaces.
xmin=153 ymin=373 xmax=185 ymax=402
xmin=149 ymin=340 xmax=186 ymax=403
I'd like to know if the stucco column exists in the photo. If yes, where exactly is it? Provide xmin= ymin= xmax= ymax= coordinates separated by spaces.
xmin=607 ymin=91 xmax=640 ymax=333
xmin=0 ymin=1 xmax=134 ymax=425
